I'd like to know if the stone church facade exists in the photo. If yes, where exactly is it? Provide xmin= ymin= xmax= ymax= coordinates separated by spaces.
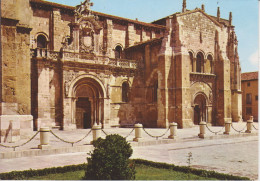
xmin=0 ymin=0 xmax=242 ymax=140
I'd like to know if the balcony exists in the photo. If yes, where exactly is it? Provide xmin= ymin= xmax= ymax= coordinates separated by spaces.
xmin=31 ymin=48 xmax=143 ymax=69
xmin=190 ymin=72 xmax=216 ymax=82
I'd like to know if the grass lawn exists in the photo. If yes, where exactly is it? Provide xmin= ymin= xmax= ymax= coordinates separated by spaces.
xmin=28 ymin=164 xmax=218 ymax=180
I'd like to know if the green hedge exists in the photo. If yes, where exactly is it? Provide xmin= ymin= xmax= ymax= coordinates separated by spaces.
xmin=0 ymin=164 xmax=87 ymax=180
xmin=0 ymin=159 xmax=250 ymax=180
xmin=133 ymin=159 xmax=250 ymax=180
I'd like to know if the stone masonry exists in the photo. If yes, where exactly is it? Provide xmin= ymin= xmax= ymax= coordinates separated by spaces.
xmin=0 ymin=0 xmax=242 ymax=140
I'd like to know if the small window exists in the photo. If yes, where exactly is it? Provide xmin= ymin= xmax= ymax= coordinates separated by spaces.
xmin=115 ymin=46 xmax=122 ymax=59
xmin=256 ymin=95 xmax=258 ymax=101
xmin=196 ymin=52 xmax=204 ymax=73
xmin=247 ymin=82 xmax=250 ymax=87
xmin=122 ymin=82 xmax=129 ymax=102
xmin=207 ymin=55 xmax=213 ymax=74
xmin=37 ymin=35 xmax=47 ymax=48
xmin=246 ymin=93 xmax=252 ymax=104
xmin=246 ymin=107 xmax=252 ymax=115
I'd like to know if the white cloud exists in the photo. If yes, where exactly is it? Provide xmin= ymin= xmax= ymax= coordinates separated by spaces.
xmin=249 ymin=50 xmax=259 ymax=66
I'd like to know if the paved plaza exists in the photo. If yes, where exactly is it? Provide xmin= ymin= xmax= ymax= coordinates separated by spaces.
xmin=0 ymin=122 xmax=258 ymax=180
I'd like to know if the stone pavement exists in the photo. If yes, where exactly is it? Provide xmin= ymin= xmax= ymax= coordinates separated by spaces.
xmin=0 ymin=122 xmax=258 ymax=180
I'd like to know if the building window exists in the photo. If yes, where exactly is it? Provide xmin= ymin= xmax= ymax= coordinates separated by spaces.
xmin=247 ymin=82 xmax=250 ymax=87
xmin=256 ymin=95 xmax=258 ymax=101
xmin=122 ymin=82 xmax=129 ymax=102
xmin=207 ymin=54 xmax=213 ymax=74
xmin=246 ymin=93 xmax=252 ymax=104
xmin=196 ymin=52 xmax=204 ymax=73
xmin=115 ymin=46 xmax=122 ymax=59
xmin=246 ymin=107 xmax=252 ymax=115
xmin=37 ymin=35 xmax=47 ymax=48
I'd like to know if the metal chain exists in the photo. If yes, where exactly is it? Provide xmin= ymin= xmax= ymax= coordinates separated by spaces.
xmin=252 ymin=124 xmax=258 ymax=130
xmin=0 ymin=131 xmax=39 ymax=151
xmin=205 ymin=124 xmax=225 ymax=135
xmin=231 ymin=123 xmax=247 ymax=133
xmin=124 ymin=128 xmax=135 ymax=139
xmin=142 ymin=128 xmax=170 ymax=140
xmin=101 ymin=129 xmax=108 ymax=136
xmin=50 ymin=130 xmax=92 ymax=146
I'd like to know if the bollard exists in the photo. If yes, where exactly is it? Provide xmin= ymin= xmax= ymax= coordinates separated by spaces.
xmin=168 ymin=122 xmax=178 ymax=139
xmin=198 ymin=121 xmax=206 ymax=138
xmin=38 ymin=127 xmax=51 ymax=150
xmin=92 ymin=124 xmax=102 ymax=143
xmin=133 ymin=123 xmax=143 ymax=142
xmin=223 ymin=121 xmax=231 ymax=135
xmin=245 ymin=116 xmax=254 ymax=133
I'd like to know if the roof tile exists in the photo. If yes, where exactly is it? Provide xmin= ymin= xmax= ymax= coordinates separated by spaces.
xmin=241 ymin=72 xmax=258 ymax=81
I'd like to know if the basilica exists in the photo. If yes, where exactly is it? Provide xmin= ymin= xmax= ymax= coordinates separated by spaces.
xmin=0 ymin=0 xmax=242 ymax=140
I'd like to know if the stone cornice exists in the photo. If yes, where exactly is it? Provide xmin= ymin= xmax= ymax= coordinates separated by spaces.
xmin=30 ymin=0 xmax=166 ymax=30
xmin=1 ymin=17 xmax=19 ymax=26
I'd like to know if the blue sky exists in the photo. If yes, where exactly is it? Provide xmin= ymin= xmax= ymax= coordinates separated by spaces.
xmin=48 ymin=0 xmax=258 ymax=73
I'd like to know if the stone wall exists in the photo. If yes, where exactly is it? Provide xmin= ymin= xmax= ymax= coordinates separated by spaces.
xmin=0 ymin=0 xmax=242 ymax=134
xmin=1 ymin=0 xmax=34 ymax=141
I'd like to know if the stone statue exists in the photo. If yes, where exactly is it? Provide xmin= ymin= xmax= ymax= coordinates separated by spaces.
xmin=75 ymin=0 xmax=94 ymax=17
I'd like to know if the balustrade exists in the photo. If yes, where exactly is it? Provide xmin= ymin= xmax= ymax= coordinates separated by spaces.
xmin=31 ymin=48 xmax=141 ymax=69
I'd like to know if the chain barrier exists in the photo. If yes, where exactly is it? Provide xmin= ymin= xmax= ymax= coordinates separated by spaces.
xmin=50 ymin=130 xmax=92 ymax=147
xmin=231 ymin=123 xmax=247 ymax=133
xmin=101 ymin=129 xmax=108 ymax=136
xmin=205 ymin=124 xmax=225 ymax=135
xmin=0 ymin=131 xmax=39 ymax=151
xmin=252 ymin=124 xmax=258 ymax=130
xmin=142 ymin=128 xmax=170 ymax=140
xmin=124 ymin=128 xmax=135 ymax=139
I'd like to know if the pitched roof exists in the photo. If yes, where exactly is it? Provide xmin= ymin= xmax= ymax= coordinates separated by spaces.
xmin=30 ymin=0 xmax=166 ymax=30
xmin=125 ymin=37 xmax=163 ymax=50
xmin=152 ymin=8 xmax=229 ymax=27
xmin=241 ymin=72 xmax=258 ymax=81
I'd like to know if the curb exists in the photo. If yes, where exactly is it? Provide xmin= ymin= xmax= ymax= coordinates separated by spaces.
xmin=0 ymin=132 xmax=258 ymax=159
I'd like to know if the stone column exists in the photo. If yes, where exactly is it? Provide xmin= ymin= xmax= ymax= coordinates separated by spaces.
xmin=133 ymin=123 xmax=143 ymax=142
xmin=92 ymin=124 xmax=101 ymax=143
xmin=38 ymin=127 xmax=51 ymax=150
xmin=168 ymin=122 xmax=177 ymax=139
xmin=245 ymin=116 xmax=253 ymax=133
xmin=71 ymin=97 xmax=77 ymax=124
xmin=37 ymin=62 xmax=52 ymax=129
xmin=198 ymin=121 xmax=206 ymax=138
xmin=223 ymin=121 xmax=231 ymax=135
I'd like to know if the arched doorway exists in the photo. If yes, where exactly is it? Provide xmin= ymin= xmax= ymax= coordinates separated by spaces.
xmin=194 ymin=94 xmax=207 ymax=125
xmin=72 ymin=77 xmax=104 ymax=129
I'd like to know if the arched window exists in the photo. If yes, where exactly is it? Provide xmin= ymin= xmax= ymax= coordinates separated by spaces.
xmin=115 ymin=45 xmax=122 ymax=59
xmin=37 ymin=35 xmax=47 ymax=48
xmin=189 ymin=52 xmax=194 ymax=72
xmin=122 ymin=82 xmax=129 ymax=102
xmin=196 ymin=52 xmax=204 ymax=73
xmin=207 ymin=55 xmax=213 ymax=74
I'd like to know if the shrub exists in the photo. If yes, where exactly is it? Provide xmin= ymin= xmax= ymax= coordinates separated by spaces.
xmin=83 ymin=134 xmax=135 ymax=180
xmin=133 ymin=159 xmax=250 ymax=180
xmin=0 ymin=164 xmax=87 ymax=180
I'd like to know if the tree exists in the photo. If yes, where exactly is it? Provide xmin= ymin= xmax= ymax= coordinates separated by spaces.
xmin=84 ymin=134 xmax=136 ymax=180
